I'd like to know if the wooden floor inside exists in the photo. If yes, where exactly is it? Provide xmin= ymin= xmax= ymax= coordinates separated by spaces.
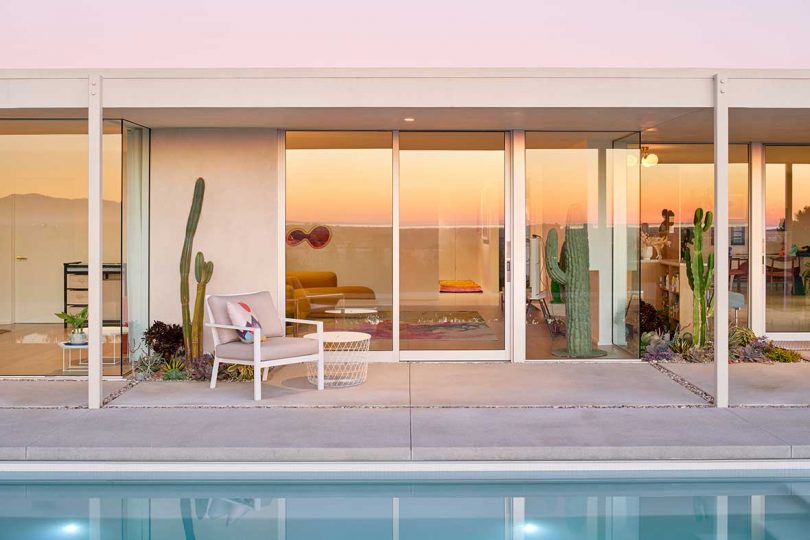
xmin=0 ymin=324 xmax=128 ymax=376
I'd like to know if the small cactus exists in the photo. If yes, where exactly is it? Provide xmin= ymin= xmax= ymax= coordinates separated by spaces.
xmin=545 ymin=225 xmax=606 ymax=358
xmin=683 ymin=208 xmax=714 ymax=347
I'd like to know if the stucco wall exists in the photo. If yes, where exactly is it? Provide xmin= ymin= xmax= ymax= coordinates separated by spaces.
xmin=149 ymin=128 xmax=279 ymax=352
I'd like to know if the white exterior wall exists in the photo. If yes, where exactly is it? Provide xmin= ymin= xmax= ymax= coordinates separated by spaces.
xmin=149 ymin=128 xmax=279 ymax=353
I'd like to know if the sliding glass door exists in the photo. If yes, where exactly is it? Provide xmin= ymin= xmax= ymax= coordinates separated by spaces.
xmin=285 ymin=131 xmax=508 ymax=360
xmin=399 ymin=132 xmax=507 ymax=358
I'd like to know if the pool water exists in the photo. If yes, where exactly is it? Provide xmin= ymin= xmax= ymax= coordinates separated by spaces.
xmin=1 ymin=475 xmax=809 ymax=539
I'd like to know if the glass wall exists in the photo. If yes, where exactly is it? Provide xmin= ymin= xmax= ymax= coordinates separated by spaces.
xmin=525 ymin=132 xmax=640 ymax=359
xmin=639 ymin=144 xmax=750 ymax=340
xmin=285 ymin=132 xmax=394 ymax=351
xmin=0 ymin=119 xmax=148 ymax=377
xmin=764 ymin=145 xmax=810 ymax=332
xmin=399 ymin=132 xmax=505 ymax=352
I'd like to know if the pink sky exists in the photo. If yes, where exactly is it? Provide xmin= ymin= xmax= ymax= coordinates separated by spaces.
xmin=1 ymin=0 xmax=808 ymax=68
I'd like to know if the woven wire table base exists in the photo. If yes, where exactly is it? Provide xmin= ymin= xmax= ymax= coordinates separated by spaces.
xmin=306 ymin=335 xmax=371 ymax=388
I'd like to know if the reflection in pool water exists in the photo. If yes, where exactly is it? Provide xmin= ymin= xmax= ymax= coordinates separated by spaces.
xmin=1 ymin=476 xmax=809 ymax=539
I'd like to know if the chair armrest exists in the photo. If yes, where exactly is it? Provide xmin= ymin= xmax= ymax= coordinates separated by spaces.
xmin=205 ymin=322 xmax=257 ymax=332
xmin=284 ymin=318 xmax=324 ymax=332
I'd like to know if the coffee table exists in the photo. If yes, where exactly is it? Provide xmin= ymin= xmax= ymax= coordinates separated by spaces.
xmin=302 ymin=331 xmax=371 ymax=388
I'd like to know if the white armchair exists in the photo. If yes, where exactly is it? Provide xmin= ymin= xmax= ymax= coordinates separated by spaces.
xmin=205 ymin=291 xmax=324 ymax=400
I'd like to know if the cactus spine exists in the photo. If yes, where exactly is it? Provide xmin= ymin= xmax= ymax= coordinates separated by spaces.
xmin=545 ymin=226 xmax=606 ymax=357
xmin=683 ymin=208 xmax=715 ymax=347
xmin=180 ymin=178 xmax=213 ymax=361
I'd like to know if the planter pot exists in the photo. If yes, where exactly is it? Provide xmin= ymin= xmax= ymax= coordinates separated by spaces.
xmin=70 ymin=331 xmax=88 ymax=345
xmin=641 ymin=246 xmax=654 ymax=261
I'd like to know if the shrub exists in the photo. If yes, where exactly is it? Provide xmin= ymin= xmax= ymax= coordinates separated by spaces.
xmin=225 ymin=364 xmax=254 ymax=381
xmin=642 ymin=331 xmax=675 ymax=361
xmin=685 ymin=342 xmax=714 ymax=363
xmin=187 ymin=354 xmax=226 ymax=381
xmin=765 ymin=347 xmax=803 ymax=363
xmin=640 ymin=300 xmax=668 ymax=334
xmin=144 ymin=321 xmax=185 ymax=361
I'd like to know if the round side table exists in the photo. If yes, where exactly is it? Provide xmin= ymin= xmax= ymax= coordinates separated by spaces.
xmin=303 ymin=331 xmax=371 ymax=388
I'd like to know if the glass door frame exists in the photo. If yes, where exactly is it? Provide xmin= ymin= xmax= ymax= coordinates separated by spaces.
xmin=279 ymin=129 xmax=513 ymax=362
xmin=754 ymin=142 xmax=810 ymax=341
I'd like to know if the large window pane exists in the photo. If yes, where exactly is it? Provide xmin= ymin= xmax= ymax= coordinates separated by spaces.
xmin=285 ymin=131 xmax=393 ymax=351
xmin=0 ymin=120 xmax=125 ymax=376
xmin=525 ymin=132 xmax=640 ymax=359
xmin=639 ymin=144 xmax=749 ymax=340
xmin=399 ymin=132 xmax=505 ymax=352
xmin=765 ymin=146 xmax=810 ymax=332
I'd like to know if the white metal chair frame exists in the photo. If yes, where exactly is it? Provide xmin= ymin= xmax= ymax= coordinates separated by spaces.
xmin=205 ymin=292 xmax=325 ymax=401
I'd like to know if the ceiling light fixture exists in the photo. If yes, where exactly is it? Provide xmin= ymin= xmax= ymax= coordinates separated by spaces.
xmin=641 ymin=146 xmax=659 ymax=168
xmin=403 ymin=117 xmax=415 ymax=122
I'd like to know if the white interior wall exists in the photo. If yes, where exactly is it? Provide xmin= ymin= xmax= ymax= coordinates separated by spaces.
xmin=149 ymin=128 xmax=279 ymax=353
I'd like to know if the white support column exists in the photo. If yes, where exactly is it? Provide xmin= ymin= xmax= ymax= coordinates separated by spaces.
xmin=276 ymin=131 xmax=287 ymax=319
xmin=749 ymin=144 xmax=766 ymax=335
xmin=87 ymin=74 xmax=103 ymax=409
xmin=512 ymin=130 xmax=527 ymax=362
xmin=596 ymin=147 xmax=612 ymax=345
xmin=714 ymin=74 xmax=730 ymax=408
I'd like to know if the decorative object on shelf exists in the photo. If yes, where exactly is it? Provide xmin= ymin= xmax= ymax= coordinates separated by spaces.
xmin=683 ymin=207 xmax=715 ymax=347
xmin=659 ymin=209 xmax=675 ymax=234
xmin=641 ymin=231 xmax=671 ymax=260
xmin=180 ymin=177 xmax=215 ymax=362
xmin=55 ymin=307 xmax=88 ymax=345
xmin=544 ymin=224 xmax=606 ymax=357
xmin=286 ymin=225 xmax=332 ymax=249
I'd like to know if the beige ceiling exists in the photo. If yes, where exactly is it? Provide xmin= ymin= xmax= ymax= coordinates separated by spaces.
xmin=2 ymin=106 xmax=809 ymax=144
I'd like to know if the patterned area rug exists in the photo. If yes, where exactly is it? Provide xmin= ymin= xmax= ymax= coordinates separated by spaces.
xmin=353 ymin=311 xmax=498 ymax=341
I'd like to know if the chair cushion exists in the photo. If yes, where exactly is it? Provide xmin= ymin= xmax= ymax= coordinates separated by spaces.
xmin=225 ymin=301 xmax=263 ymax=343
xmin=207 ymin=292 xmax=284 ymax=344
xmin=215 ymin=336 xmax=318 ymax=361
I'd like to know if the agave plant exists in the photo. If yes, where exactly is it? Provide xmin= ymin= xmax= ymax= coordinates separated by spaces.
xmin=162 ymin=357 xmax=187 ymax=381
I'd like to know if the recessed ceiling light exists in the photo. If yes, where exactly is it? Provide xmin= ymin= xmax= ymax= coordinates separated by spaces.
xmin=403 ymin=117 xmax=415 ymax=122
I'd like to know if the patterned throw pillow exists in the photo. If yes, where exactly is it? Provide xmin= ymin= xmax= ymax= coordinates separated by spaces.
xmin=226 ymin=301 xmax=264 ymax=343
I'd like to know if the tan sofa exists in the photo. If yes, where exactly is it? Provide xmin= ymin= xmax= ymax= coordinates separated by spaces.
xmin=285 ymin=271 xmax=375 ymax=318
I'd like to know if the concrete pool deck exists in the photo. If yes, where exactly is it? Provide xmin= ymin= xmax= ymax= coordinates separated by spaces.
xmin=0 ymin=362 xmax=807 ymax=463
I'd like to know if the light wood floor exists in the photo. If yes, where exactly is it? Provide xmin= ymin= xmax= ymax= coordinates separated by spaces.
xmin=0 ymin=324 xmax=128 ymax=376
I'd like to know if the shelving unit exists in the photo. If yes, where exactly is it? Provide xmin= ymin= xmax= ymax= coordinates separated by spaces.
xmin=641 ymin=259 xmax=694 ymax=329
xmin=62 ymin=262 xmax=123 ymax=327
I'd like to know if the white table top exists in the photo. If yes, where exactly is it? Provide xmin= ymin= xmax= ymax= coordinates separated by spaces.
xmin=324 ymin=308 xmax=378 ymax=315
xmin=303 ymin=331 xmax=371 ymax=343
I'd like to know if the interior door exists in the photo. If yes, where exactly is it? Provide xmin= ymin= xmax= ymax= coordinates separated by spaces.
xmin=13 ymin=189 xmax=86 ymax=323
xmin=398 ymin=132 xmax=509 ymax=360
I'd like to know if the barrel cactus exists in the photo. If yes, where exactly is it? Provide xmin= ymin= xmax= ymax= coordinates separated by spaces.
xmin=180 ymin=178 xmax=214 ymax=361
xmin=545 ymin=225 xmax=606 ymax=357
xmin=683 ymin=208 xmax=714 ymax=347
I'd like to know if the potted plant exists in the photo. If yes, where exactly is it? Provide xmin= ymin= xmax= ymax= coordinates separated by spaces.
xmin=55 ymin=307 xmax=89 ymax=345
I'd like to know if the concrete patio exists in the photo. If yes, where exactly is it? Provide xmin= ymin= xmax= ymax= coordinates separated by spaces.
xmin=0 ymin=362 xmax=808 ymax=463
xmin=663 ymin=362 xmax=810 ymax=406
xmin=108 ymin=362 xmax=708 ymax=408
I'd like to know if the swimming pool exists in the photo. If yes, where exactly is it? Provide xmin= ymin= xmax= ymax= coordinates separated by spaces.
xmin=1 ymin=473 xmax=809 ymax=539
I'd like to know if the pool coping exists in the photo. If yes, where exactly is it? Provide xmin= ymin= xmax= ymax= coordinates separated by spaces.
xmin=3 ymin=459 xmax=810 ymax=481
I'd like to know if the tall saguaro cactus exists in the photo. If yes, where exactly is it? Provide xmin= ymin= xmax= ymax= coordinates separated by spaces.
xmin=683 ymin=208 xmax=715 ymax=347
xmin=545 ymin=225 xmax=606 ymax=357
xmin=180 ymin=178 xmax=214 ymax=361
